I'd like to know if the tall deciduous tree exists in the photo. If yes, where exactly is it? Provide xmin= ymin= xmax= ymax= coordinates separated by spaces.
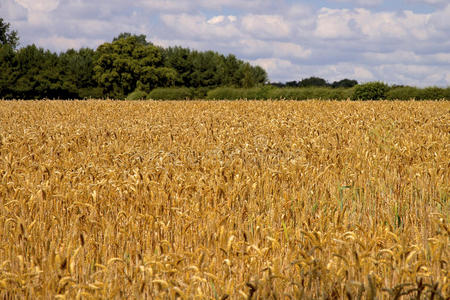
xmin=331 ymin=79 xmax=358 ymax=88
xmin=298 ymin=77 xmax=329 ymax=87
xmin=59 ymin=48 xmax=102 ymax=98
xmin=12 ymin=45 xmax=64 ymax=99
xmin=0 ymin=44 xmax=16 ymax=98
xmin=0 ymin=18 xmax=19 ymax=49
xmin=93 ymin=34 xmax=177 ymax=99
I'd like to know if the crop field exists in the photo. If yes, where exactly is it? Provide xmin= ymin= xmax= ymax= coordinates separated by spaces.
xmin=0 ymin=100 xmax=448 ymax=299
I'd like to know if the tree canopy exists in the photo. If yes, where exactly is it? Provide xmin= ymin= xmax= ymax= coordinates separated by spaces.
xmin=0 ymin=18 xmax=19 ymax=49
xmin=93 ymin=34 xmax=177 ymax=98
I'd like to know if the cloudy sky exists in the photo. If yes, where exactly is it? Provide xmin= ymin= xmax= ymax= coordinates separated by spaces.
xmin=1 ymin=0 xmax=450 ymax=86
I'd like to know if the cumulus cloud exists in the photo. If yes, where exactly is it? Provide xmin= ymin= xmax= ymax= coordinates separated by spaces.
xmin=406 ymin=0 xmax=449 ymax=5
xmin=207 ymin=15 xmax=237 ymax=25
xmin=160 ymin=14 xmax=242 ymax=40
xmin=326 ymin=0 xmax=384 ymax=6
xmin=14 ymin=0 xmax=59 ymax=11
xmin=138 ymin=0 xmax=275 ymax=12
xmin=241 ymin=14 xmax=292 ymax=39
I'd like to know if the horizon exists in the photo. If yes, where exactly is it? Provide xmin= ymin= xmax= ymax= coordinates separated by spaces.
xmin=1 ymin=0 xmax=450 ymax=87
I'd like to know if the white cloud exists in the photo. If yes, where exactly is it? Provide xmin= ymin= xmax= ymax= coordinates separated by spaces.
xmin=326 ymin=0 xmax=384 ymax=6
xmin=250 ymin=58 xmax=302 ymax=81
xmin=138 ymin=0 xmax=274 ymax=12
xmin=314 ymin=8 xmax=436 ymax=41
xmin=207 ymin=16 xmax=225 ymax=25
xmin=228 ymin=16 xmax=237 ymax=22
xmin=207 ymin=15 xmax=237 ymax=25
xmin=0 ymin=0 xmax=26 ymax=21
xmin=241 ymin=14 xmax=292 ymax=39
xmin=315 ymin=8 xmax=357 ymax=39
xmin=429 ymin=4 xmax=450 ymax=31
xmin=161 ymin=14 xmax=242 ymax=40
xmin=14 ymin=0 xmax=59 ymax=12
xmin=406 ymin=0 xmax=449 ymax=5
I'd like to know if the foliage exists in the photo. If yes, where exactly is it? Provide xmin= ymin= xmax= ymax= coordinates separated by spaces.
xmin=268 ymin=87 xmax=353 ymax=100
xmin=0 ymin=101 xmax=448 ymax=298
xmin=298 ymin=76 xmax=328 ymax=87
xmin=206 ymin=87 xmax=353 ymax=100
xmin=206 ymin=87 xmax=268 ymax=100
xmin=352 ymin=82 xmax=389 ymax=100
xmin=386 ymin=86 xmax=420 ymax=100
xmin=58 ymin=48 xmax=99 ymax=98
xmin=10 ymin=45 xmax=66 ymax=99
xmin=163 ymin=48 xmax=267 ymax=88
xmin=126 ymin=89 xmax=148 ymax=100
xmin=273 ymin=78 xmax=358 ymax=89
xmin=417 ymin=87 xmax=447 ymax=100
xmin=148 ymin=87 xmax=193 ymax=100
xmin=331 ymin=78 xmax=358 ymax=88
xmin=113 ymin=32 xmax=150 ymax=45
xmin=0 ymin=18 xmax=19 ymax=49
xmin=0 ymin=45 xmax=16 ymax=98
xmin=93 ymin=34 xmax=177 ymax=99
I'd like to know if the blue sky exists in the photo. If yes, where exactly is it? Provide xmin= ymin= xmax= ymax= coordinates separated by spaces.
xmin=1 ymin=0 xmax=449 ymax=86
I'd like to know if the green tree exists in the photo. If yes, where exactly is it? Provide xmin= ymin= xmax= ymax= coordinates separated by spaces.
xmin=0 ymin=18 xmax=19 ymax=99
xmin=113 ymin=32 xmax=149 ymax=45
xmin=331 ymin=79 xmax=358 ymax=88
xmin=250 ymin=65 xmax=268 ymax=86
xmin=352 ymin=82 xmax=389 ymax=100
xmin=298 ymin=77 xmax=328 ymax=87
xmin=163 ymin=46 xmax=194 ymax=86
xmin=8 ymin=45 xmax=65 ymax=99
xmin=0 ymin=45 xmax=16 ymax=98
xmin=59 ymin=48 xmax=102 ymax=98
xmin=0 ymin=18 xmax=19 ymax=49
xmin=189 ymin=50 xmax=224 ymax=88
xmin=93 ymin=34 xmax=177 ymax=99
xmin=238 ymin=63 xmax=256 ymax=88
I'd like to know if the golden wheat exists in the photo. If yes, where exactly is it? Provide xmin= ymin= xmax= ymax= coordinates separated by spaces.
xmin=0 ymin=100 xmax=448 ymax=299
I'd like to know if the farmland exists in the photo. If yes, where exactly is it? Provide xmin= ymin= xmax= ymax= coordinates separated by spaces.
xmin=0 ymin=100 xmax=448 ymax=298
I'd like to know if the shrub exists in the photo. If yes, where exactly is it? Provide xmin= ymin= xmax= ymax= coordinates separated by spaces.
xmin=352 ymin=82 xmax=389 ymax=100
xmin=267 ymin=87 xmax=352 ymax=100
xmin=206 ymin=87 xmax=267 ymax=100
xmin=417 ymin=87 xmax=446 ymax=100
xmin=126 ymin=89 xmax=148 ymax=100
xmin=192 ymin=87 xmax=210 ymax=99
xmin=147 ymin=87 xmax=193 ymax=100
xmin=78 ymin=87 xmax=104 ymax=99
xmin=386 ymin=86 xmax=420 ymax=100
xmin=444 ymin=87 xmax=450 ymax=100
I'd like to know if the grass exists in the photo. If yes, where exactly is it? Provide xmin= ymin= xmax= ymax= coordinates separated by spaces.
xmin=0 ymin=100 xmax=448 ymax=298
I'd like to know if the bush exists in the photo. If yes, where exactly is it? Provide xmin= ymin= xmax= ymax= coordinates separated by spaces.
xmin=267 ymin=87 xmax=352 ymax=100
xmin=444 ymin=87 xmax=450 ymax=100
xmin=78 ymin=87 xmax=104 ymax=99
xmin=417 ymin=87 xmax=446 ymax=100
xmin=126 ymin=89 xmax=148 ymax=100
xmin=352 ymin=82 xmax=389 ymax=100
xmin=386 ymin=86 xmax=420 ymax=100
xmin=206 ymin=87 xmax=267 ymax=100
xmin=192 ymin=87 xmax=210 ymax=99
xmin=148 ymin=87 xmax=193 ymax=100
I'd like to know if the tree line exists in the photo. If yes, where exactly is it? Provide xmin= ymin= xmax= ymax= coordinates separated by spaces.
xmin=0 ymin=19 xmax=267 ymax=99
xmin=271 ymin=77 xmax=358 ymax=89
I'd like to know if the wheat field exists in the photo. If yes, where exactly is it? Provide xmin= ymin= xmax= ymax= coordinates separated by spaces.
xmin=0 ymin=100 xmax=448 ymax=299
